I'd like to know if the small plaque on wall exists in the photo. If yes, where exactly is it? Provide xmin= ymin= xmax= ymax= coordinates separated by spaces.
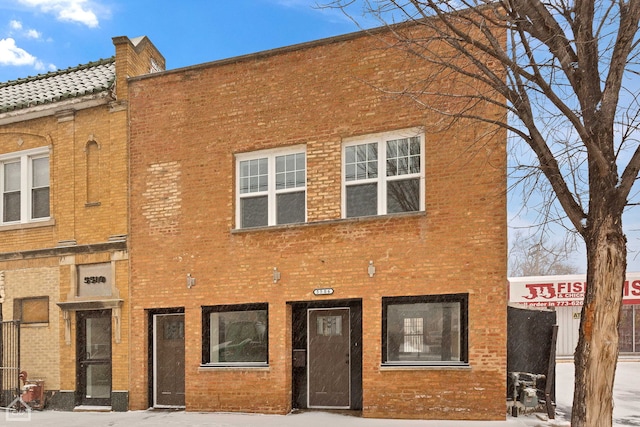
xmin=77 ymin=263 xmax=112 ymax=297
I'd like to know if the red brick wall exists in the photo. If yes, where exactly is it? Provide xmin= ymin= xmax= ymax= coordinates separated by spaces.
xmin=128 ymin=27 xmax=507 ymax=420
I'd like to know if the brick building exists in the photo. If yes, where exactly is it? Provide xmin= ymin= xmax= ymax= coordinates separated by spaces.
xmin=0 ymin=36 xmax=164 ymax=411
xmin=127 ymin=24 xmax=507 ymax=421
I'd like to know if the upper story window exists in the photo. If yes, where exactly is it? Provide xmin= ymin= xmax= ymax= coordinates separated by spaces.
xmin=1 ymin=148 xmax=50 ymax=225
xmin=236 ymin=146 xmax=306 ymax=229
xmin=343 ymin=129 xmax=424 ymax=218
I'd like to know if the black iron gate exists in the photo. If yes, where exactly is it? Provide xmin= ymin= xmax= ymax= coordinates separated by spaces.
xmin=0 ymin=320 xmax=20 ymax=408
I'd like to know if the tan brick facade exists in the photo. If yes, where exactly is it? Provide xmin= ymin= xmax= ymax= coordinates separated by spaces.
xmin=2 ymin=264 xmax=60 ymax=389
xmin=128 ymin=26 xmax=507 ymax=420
xmin=0 ymin=36 xmax=164 ymax=411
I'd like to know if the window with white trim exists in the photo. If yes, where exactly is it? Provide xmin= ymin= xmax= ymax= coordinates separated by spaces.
xmin=1 ymin=148 xmax=50 ymax=225
xmin=236 ymin=146 xmax=306 ymax=228
xmin=343 ymin=129 xmax=424 ymax=218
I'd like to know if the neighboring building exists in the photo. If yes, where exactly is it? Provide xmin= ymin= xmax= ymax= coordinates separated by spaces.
xmin=509 ymin=274 xmax=640 ymax=357
xmin=0 ymin=36 xmax=164 ymax=411
xmin=127 ymin=25 xmax=507 ymax=420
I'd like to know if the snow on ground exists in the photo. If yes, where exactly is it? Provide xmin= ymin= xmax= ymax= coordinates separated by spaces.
xmin=4 ymin=362 xmax=639 ymax=426
xmin=516 ymin=360 xmax=640 ymax=427
xmin=1 ymin=410 xmax=550 ymax=427
xmin=553 ymin=361 xmax=640 ymax=427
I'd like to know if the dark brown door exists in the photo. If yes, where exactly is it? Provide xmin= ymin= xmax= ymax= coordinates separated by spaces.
xmin=308 ymin=308 xmax=350 ymax=408
xmin=77 ymin=310 xmax=112 ymax=406
xmin=154 ymin=314 xmax=185 ymax=407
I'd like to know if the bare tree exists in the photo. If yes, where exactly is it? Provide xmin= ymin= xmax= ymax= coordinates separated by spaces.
xmin=326 ymin=1 xmax=640 ymax=426
xmin=509 ymin=231 xmax=579 ymax=276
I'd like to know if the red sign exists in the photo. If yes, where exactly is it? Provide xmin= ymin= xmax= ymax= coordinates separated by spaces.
xmin=509 ymin=274 xmax=640 ymax=307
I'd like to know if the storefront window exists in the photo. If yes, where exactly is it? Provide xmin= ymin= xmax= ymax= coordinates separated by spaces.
xmin=636 ymin=306 xmax=640 ymax=353
xmin=619 ymin=305 xmax=639 ymax=353
xmin=619 ymin=306 xmax=633 ymax=352
xmin=202 ymin=303 xmax=268 ymax=366
xmin=382 ymin=294 xmax=468 ymax=365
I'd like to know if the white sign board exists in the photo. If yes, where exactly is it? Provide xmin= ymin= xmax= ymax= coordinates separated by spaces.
xmin=509 ymin=273 xmax=640 ymax=307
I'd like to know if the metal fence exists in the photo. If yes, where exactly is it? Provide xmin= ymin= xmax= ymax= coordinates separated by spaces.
xmin=0 ymin=320 xmax=20 ymax=408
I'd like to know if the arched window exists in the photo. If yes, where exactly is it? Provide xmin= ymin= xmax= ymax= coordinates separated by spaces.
xmin=86 ymin=141 xmax=100 ymax=204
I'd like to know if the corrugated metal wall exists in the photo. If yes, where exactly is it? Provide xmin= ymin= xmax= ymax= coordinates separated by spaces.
xmin=555 ymin=307 xmax=581 ymax=357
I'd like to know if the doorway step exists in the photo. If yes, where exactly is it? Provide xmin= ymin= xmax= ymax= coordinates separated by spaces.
xmin=73 ymin=405 xmax=111 ymax=412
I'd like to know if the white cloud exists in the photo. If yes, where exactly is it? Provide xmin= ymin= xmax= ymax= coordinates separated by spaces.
xmin=9 ymin=20 xmax=23 ymax=31
xmin=273 ymin=0 xmax=309 ymax=6
xmin=19 ymin=0 xmax=100 ymax=28
xmin=25 ymin=29 xmax=41 ymax=39
xmin=33 ymin=59 xmax=45 ymax=70
xmin=6 ymin=19 xmax=43 ymax=40
xmin=0 ymin=37 xmax=38 ymax=66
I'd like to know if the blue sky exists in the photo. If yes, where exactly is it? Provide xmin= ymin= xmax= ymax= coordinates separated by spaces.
xmin=1 ymin=0 xmax=639 ymax=273
xmin=0 ymin=0 xmax=368 ymax=82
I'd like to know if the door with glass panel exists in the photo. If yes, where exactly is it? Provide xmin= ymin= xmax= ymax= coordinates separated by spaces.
xmin=307 ymin=308 xmax=350 ymax=408
xmin=153 ymin=313 xmax=185 ymax=407
xmin=77 ymin=310 xmax=112 ymax=406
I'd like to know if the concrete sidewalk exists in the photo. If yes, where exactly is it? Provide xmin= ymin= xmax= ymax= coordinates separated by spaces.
xmin=4 ymin=410 xmax=557 ymax=427
xmin=7 ymin=361 xmax=640 ymax=426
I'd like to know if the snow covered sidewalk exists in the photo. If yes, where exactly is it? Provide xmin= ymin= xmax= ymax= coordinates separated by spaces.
xmin=4 ymin=361 xmax=638 ymax=426
xmin=2 ymin=410 xmax=552 ymax=427
xmin=552 ymin=360 xmax=640 ymax=427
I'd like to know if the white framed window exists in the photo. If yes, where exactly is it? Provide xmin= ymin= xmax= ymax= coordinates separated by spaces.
xmin=0 ymin=148 xmax=50 ymax=225
xmin=342 ymin=128 xmax=424 ymax=218
xmin=236 ymin=146 xmax=306 ymax=229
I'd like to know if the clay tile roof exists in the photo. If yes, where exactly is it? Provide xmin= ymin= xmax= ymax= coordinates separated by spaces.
xmin=0 ymin=57 xmax=115 ymax=113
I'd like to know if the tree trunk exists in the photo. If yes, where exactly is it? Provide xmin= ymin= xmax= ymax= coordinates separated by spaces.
xmin=572 ymin=215 xmax=626 ymax=427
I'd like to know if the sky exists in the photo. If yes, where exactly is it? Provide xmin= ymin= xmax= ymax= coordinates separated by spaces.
xmin=0 ymin=0 xmax=369 ymax=82
xmin=0 ymin=0 xmax=639 ymax=274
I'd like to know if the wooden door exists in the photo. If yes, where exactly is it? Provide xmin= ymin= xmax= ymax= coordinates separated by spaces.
xmin=307 ymin=308 xmax=350 ymax=408
xmin=153 ymin=313 xmax=185 ymax=407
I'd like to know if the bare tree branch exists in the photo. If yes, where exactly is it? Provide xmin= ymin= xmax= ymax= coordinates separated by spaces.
xmin=322 ymin=1 xmax=640 ymax=425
